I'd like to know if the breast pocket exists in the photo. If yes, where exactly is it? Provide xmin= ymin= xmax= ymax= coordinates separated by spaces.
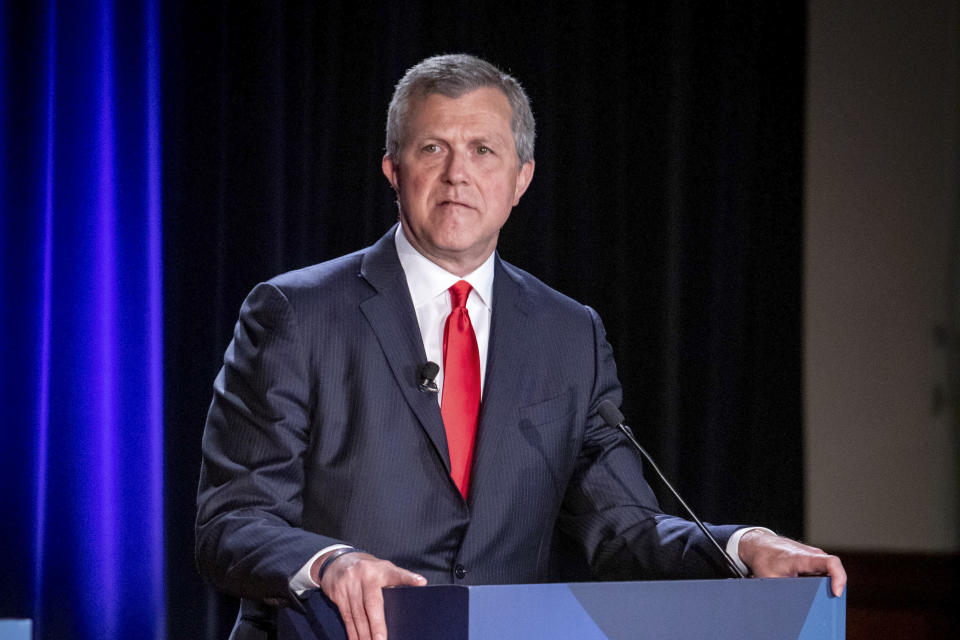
xmin=517 ymin=392 xmax=577 ymax=428
xmin=515 ymin=391 xmax=580 ymax=495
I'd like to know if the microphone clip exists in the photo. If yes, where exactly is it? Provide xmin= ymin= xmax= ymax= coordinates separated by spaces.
xmin=418 ymin=378 xmax=439 ymax=394
xmin=418 ymin=362 xmax=440 ymax=394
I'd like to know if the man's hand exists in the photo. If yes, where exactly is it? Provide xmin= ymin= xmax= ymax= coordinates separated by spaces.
xmin=313 ymin=550 xmax=427 ymax=640
xmin=738 ymin=529 xmax=847 ymax=597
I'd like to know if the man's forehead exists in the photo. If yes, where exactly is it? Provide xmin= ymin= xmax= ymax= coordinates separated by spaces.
xmin=406 ymin=88 xmax=513 ymax=128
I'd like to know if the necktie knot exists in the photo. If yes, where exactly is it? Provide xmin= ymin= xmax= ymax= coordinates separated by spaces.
xmin=449 ymin=280 xmax=472 ymax=310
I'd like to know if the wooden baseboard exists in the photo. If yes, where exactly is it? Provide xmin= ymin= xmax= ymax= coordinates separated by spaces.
xmin=835 ymin=549 xmax=959 ymax=639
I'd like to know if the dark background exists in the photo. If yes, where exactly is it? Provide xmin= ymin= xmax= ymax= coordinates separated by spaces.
xmin=162 ymin=1 xmax=805 ymax=634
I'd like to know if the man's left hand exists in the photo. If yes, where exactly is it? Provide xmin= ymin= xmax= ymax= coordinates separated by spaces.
xmin=737 ymin=529 xmax=847 ymax=597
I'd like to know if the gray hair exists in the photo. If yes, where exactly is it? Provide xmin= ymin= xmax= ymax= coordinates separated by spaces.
xmin=385 ymin=54 xmax=535 ymax=165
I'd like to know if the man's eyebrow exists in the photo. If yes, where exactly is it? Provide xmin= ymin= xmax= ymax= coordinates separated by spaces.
xmin=412 ymin=131 xmax=509 ymax=144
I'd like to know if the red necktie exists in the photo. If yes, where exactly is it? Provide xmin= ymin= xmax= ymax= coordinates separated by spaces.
xmin=441 ymin=280 xmax=481 ymax=498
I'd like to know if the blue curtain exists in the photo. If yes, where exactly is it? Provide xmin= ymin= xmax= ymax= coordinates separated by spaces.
xmin=0 ymin=1 xmax=165 ymax=638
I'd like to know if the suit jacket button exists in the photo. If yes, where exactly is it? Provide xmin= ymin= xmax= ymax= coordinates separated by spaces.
xmin=454 ymin=564 xmax=467 ymax=579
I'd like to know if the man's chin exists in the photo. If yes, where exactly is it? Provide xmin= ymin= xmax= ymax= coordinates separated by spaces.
xmin=426 ymin=238 xmax=497 ymax=271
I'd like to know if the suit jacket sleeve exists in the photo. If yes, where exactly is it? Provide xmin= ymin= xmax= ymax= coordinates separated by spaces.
xmin=195 ymin=282 xmax=339 ymax=604
xmin=556 ymin=306 xmax=741 ymax=580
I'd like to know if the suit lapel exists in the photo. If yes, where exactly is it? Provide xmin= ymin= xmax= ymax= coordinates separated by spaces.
xmin=358 ymin=227 xmax=452 ymax=473
xmin=468 ymin=257 xmax=534 ymax=505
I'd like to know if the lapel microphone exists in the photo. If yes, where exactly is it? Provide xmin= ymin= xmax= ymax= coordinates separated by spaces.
xmin=418 ymin=361 xmax=440 ymax=393
xmin=597 ymin=400 xmax=747 ymax=579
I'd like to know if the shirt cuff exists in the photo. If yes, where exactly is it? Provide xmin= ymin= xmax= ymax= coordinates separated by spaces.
xmin=289 ymin=544 xmax=354 ymax=597
xmin=726 ymin=527 xmax=777 ymax=576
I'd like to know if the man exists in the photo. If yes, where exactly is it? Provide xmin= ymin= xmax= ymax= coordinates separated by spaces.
xmin=196 ymin=54 xmax=845 ymax=640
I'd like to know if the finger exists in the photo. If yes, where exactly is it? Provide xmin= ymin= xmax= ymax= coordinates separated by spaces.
xmin=348 ymin=582 xmax=374 ymax=640
xmin=825 ymin=555 xmax=847 ymax=597
xmin=363 ymin=580 xmax=388 ymax=640
xmin=334 ymin=572 xmax=372 ymax=640
xmin=392 ymin=567 xmax=428 ymax=587
xmin=796 ymin=552 xmax=846 ymax=597
xmin=335 ymin=592 xmax=360 ymax=640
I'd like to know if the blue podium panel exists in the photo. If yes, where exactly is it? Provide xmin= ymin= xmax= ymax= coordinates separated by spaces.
xmin=382 ymin=578 xmax=844 ymax=640
xmin=280 ymin=578 xmax=845 ymax=640
xmin=0 ymin=620 xmax=32 ymax=640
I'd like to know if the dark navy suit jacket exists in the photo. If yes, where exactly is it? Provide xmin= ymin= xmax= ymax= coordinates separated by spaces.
xmin=196 ymin=226 xmax=739 ymax=631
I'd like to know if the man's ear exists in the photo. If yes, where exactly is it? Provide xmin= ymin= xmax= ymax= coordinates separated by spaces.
xmin=512 ymin=160 xmax=535 ymax=205
xmin=382 ymin=154 xmax=400 ymax=193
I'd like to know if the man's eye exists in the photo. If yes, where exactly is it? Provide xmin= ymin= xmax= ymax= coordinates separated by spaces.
xmin=477 ymin=146 xmax=491 ymax=155
xmin=423 ymin=144 xmax=440 ymax=153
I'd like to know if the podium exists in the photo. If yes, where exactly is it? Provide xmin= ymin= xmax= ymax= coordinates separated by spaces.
xmin=277 ymin=577 xmax=845 ymax=639
xmin=0 ymin=620 xmax=32 ymax=640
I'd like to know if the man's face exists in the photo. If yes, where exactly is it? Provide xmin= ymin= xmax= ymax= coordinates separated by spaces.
xmin=382 ymin=87 xmax=535 ymax=275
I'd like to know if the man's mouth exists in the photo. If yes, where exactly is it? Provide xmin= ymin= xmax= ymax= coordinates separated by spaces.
xmin=438 ymin=199 xmax=475 ymax=210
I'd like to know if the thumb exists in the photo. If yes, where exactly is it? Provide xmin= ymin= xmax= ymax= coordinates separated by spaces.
xmin=391 ymin=567 xmax=428 ymax=587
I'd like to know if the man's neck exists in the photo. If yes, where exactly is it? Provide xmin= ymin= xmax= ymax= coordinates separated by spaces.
xmin=396 ymin=224 xmax=496 ymax=277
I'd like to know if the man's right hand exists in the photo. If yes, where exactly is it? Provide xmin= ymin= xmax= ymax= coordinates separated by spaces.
xmin=313 ymin=550 xmax=427 ymax=640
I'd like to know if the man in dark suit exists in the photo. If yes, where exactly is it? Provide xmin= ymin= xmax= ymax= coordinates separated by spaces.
xmin=196 ymin=54 xmax=845 ymax=640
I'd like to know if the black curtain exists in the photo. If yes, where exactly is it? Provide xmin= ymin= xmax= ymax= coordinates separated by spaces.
xmin=163 ymin=1 xmax=805 ymax=635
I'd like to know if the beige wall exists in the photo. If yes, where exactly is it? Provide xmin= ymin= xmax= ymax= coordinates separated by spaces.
xmin=805 ymin=0 xmax=960 ymax=551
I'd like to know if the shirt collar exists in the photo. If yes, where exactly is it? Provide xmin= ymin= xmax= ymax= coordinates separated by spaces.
xmin=394 ymin=225 xmax=495 ymax=309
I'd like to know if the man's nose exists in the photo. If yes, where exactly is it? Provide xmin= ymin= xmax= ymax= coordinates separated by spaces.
xmin=443 ymin=150 xmax=470 ymax=184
